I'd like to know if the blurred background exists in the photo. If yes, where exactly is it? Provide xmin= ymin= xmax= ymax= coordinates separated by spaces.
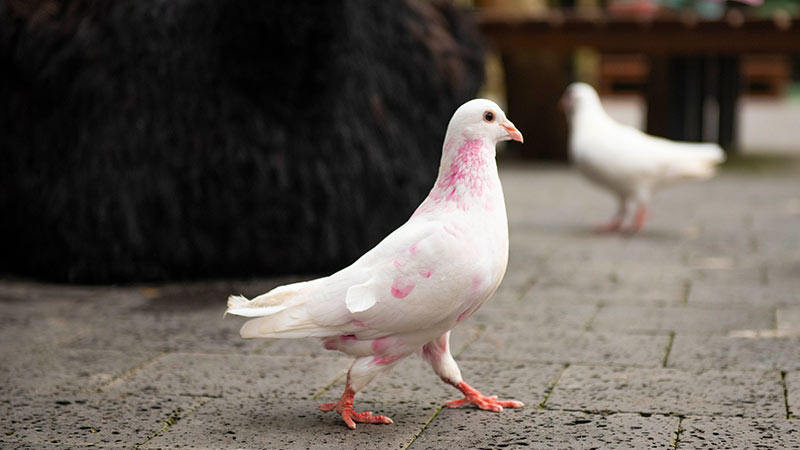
xmin=1 ymin=0 xmax=798 ymax=284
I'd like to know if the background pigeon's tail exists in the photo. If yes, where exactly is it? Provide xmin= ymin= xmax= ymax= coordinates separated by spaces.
xmin=662 ymin=142 xmax=726 ymax=181
xmin=225 ymin=281 xmax=328 ymax=339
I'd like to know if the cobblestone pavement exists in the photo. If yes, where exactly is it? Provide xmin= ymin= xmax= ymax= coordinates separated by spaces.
xmin=2 ymin=163 xmax=799 ymax=449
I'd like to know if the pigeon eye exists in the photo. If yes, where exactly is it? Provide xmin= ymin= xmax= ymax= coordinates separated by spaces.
xmin=483 ymin=111 xmax=495 ymax=123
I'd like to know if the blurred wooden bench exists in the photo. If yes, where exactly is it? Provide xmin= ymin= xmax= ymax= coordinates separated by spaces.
xmin=476 ymin=10 xmax=800 ymax=159
xmin=599 ymin=54 xmax=791 ymax=97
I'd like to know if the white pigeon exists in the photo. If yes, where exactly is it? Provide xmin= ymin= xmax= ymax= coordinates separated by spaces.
xmin=226 ymin=99 xmax=524 ymax=429
xmin=562 ymin=82 xmax=726 ymax=232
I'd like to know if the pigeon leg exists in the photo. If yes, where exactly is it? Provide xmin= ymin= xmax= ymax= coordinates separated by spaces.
xmin=422 ymin=332 xmax=523 ymax=412
xmin=623 ymin=205 xmax=648 ymax=234
xmin=318 ymin=356 xmax=400 ymax=429
xmin=594 ymin=197 xmax=628 ymax=233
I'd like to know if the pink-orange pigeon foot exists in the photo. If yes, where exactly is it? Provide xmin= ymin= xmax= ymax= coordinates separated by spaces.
xmin=318 ymin=386 xmax=393 ymax=429
xmin=593 ymin=220 xmax=623 ymax=233
xmin=621 ymin=207 xmax=648 ymax=234
xmin=444 ymin=381 xmax=524 ymax=412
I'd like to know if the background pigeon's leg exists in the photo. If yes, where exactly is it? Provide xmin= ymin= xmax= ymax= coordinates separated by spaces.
xmin=318 ymin=356 xmax=404 ymax=429
xmin=622 ymin=193 xmax=650 ymax=233
xmin=626 ymin=205 xmax=648 ymax=233
xmin=595 ymin=196 xmax=628 ymax=233
xmin=422 ymin=331 xmax=524 ymax=412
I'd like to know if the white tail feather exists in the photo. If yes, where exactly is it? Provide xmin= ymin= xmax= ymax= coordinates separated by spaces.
xmin=225 ymin=280 xmax=334 ymax=339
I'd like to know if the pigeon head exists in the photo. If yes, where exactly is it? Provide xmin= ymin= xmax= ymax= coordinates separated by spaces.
xmin=561 ymin=82 xmax=601 ymax=118
xmin=447 ymin=99 xmax=523 ymax=144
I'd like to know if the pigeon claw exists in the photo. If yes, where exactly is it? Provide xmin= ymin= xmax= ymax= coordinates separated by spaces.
xmin=445 ymin=381 xmax=524 ymax=412
xmin=319 ymin=387 xmax=393 ymax=429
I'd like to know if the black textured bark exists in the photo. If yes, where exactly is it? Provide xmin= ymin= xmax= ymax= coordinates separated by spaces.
xmin=0 ymin=0 xmax=484 ymax=283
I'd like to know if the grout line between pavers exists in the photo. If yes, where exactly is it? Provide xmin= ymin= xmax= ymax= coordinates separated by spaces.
xmin=771 ymin=308 xmax=779 ymax=331
xmin=662 ymin=332 xmax=676 ymax=368
xmin=453 ymin=325 xmax=484 ymax=358
xmin=539 ymin=363 xmax=569 ymax=409
xmin=670 ymin=416 xmax=684 ymax=450
xmin=402 ymin=404 xmax=444 ymax=450
xmin=250 ymin=340 xmax=274 ymax=355
xmin=311 ymin=370 xmax=347 ymax=401
xmin=680 ymin=280 xmax=691 ymax=306
xmin=583 ymin=303 xmax=602 ymax=331
xmin=780 ymin=371 xmax=793 ymax=420
xmin=93 ymin=352 xmax=167 ymax=393
xmin=515 ymin=273 xmax=539 ymax=301
xmin=133 ymin=397 xmax=212 ymax=449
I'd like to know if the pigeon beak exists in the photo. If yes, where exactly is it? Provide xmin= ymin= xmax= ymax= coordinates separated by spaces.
xmin=500 ymin=120 xmax=523 ymax=143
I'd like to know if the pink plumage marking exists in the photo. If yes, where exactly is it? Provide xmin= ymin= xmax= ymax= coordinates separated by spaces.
xmin=323 ymin=334 xmax=358 ymax=350
xmin=436 ymin=138 xmax=487 ymax=199
xmin=420 ymin=270 xmax=432 ymax=278
xmin=390 ymin=277 xmax=415 ymax=299
xmin=372 ymin=355 xmax=403 ymax=365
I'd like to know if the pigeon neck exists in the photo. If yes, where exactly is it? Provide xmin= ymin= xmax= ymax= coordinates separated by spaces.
xmin=575 ymin=100 xmax=613 ymax=127
xmin=413 ymin=135 xmax=500 ymax=216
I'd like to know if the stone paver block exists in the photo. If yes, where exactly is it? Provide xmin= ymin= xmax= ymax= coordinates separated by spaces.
xmin=105 ymin=353 xmax=351 ymax=399
xmin=461 ymin=326 xmax=668 ymax=367
xmin=1 ymin=393 xmax=203 ymax=447
xmin=67 ymin=312 xmax=264 ymax=354
xmin=778 ymin=307 xmax=800 ymax=332
xmin=0 ymin=349 xmax=157 ymax=397
xmin=144 ymin=397 xmax=429 ymax=449
xmin=689 ymin=281 xmax=800 ymax=307
xmin=788 ymin=372 xmax=800 ymax=418
xmin=529 ymin=275 xmax=686 ymax=305
xmin=668 ymin=335 xmax=800 ymax=371
xmin=678 ymin=416 xmax=799 ymax=449
xmin=412 ymin=409 xmax=678 ymax=449
xmin=591 ymin=305 xmax=774 ymax=335
xmin=470 ymin=302 xmax=597 ymax=330
xmin=546 ymin=365 xmax=785 ymax=418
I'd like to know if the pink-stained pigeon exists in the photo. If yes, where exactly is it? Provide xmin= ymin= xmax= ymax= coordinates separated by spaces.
xmin=225 ymin=99 xmax=524 ymax=429
xmin=562 ymin=82 xmax=726 ymax=233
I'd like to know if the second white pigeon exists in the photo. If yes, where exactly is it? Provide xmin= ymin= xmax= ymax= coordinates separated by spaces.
xmin=562 ymin=82 xmax=726 ymax=232
xmin=226 ymin=99 xmax=524 ymax=429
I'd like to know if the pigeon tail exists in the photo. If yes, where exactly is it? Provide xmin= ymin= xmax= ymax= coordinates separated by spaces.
xmin=659 ymin=142 xmax=726 ymax=181
xmin=225 ymin=281 xmax=335 ymax=339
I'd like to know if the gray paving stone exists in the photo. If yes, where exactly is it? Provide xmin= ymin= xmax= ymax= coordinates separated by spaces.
xmin=0 ymin=348 xmax=157 ymax=397
xmin=689 ymin=280 xmax=800 ymax=307
xmin=668 ymin=335 xmax=800 ymax=371
xmin=591 ymin=305 xmax=774 ymax=335
xmin=788 ymin=372 xmax=800 ymax=418
xmin=678 ymin=416 xmax=800 ymax=449
xmin=411 ymin=409 xmax=678 ymax=449
xmin=67 ymin=311 xmax=264 ymax=354
xmin=1 ymin=393 xmax=203 ymax=447
xmin=528 ymin=270 xmax=687 ymax=305
xmin=546 ymin=365 xmax=785 ymax=418
xmin=105 ymin=353 xmax=352 ymax=400
xmin=461 ymin=325 xmax=669 ymax=367
xmin=778 ymin=307 xmax=800 ymax=332
xmin=470 ymin=302 xmax=597 ymax=330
